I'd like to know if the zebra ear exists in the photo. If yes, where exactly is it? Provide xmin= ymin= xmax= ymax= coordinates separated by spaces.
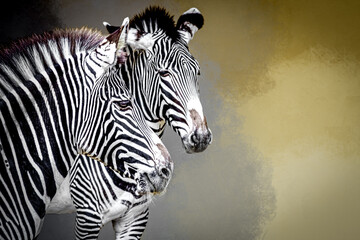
xmin=103 ymin=21 xmax=120 ymax=34
xmin=98 ymin=18 xmax=131 ymax=65
xmin=92 ymin=26 xmax=121 ymax=66
xmin=85 ymin=20 xmax=127 ymax=79
xmin=176 ymin=7 xmax=204 ymax=44
xmin=104 ymin=26 xmax=122 ymax=45
xmin=104 ymin=21 xmax=154 ymax=51
xmin=117 ymin=18 xmax=130 ymax=64
xmin=102 ymin=18 xmax=129 ymax=47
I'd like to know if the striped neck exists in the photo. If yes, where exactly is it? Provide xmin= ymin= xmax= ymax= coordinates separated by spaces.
xmin=117 ymin=52 xmax=166 ymax=136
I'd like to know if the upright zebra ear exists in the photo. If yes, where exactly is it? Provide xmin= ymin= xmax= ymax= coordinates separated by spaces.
xmin=103 ymin=21 xmax=154 ymax=51
xmin=176 ymin=7 xmax=204 ymax=44
xmin=85 ymin=25 xmax=121 ymax=79
xmin=98 ymin=19 xmax=126 ymax=66
xmin=85 ymin=19 xmax=128 ymax=80
xmin=116 ymin=17 xmax=130 ymax=64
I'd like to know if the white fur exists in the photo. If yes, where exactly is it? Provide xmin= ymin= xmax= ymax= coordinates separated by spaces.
xmin=127 ymin=28 xmax=154 ymax=50
xmin=103 ymin=19 xmax=154 ymax=51
xmin=187 ymin=97 xmax=204 ymax=121
xmin=101 ymin=191 xmax=146 ymax=225
xmin=183 ymin=7 xmax=201 ymax=15
xmin=118 ymin=17 xmax=129 ymax=50
xmin=47 ymin=174 xmax=76 ymax=214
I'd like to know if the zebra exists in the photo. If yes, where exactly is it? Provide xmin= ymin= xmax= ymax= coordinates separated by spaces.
xmin=0 ymin=17 xmax=172 ymax=240
xmin=47 ymin=21 xmax=174 ymax=240
xmin=104 ymin=6 xmax=212 ymax=153
xmin=45 ymin=6 xmax=212 ymax=239
xmin=65 ymin=79 xmax=172 ymax=239
xmin=45 ymin=19 xmax=173 ymax=240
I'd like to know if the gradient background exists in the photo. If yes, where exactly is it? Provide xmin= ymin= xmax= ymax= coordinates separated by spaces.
xmin=1 ymin=0 xmax=360 ymax=239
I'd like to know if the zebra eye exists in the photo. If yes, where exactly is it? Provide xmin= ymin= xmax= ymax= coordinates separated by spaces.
xmin=159 ymin=70 xmax=170 ymax=77
xmin=116 ymin=100 xmax=131 ymax=110
xmin=197 ymin=70 xmax=201 ymax=76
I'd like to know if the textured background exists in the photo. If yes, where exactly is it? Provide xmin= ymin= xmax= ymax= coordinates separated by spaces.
xmin=1 ymin=0 xmax=360 ymax=239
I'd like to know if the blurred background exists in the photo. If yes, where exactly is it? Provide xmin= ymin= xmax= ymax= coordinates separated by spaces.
xmin=1 ymin=0 xmax=360 ymax=239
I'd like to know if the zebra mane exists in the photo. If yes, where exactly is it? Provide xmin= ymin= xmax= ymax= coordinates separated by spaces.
xmin=130 ymin=6 xmax=180 ymax=42
xmin=0 ymin=27 xmax=104 ymax=65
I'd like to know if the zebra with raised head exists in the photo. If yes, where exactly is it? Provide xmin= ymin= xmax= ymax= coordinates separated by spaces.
xmin=104 ymin=6 xmax=212 ymax=154
xmin=0 ymin=17 xmax=172 ymax=240
xmin=104 ymin=7 xmax=212 ymax=237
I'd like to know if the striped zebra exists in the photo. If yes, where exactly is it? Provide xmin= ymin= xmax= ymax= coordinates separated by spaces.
xmin=0 ymin=17 xmax=172 ymax=240
xmin=45 ymin=6 xmax=211 ymax=239
xmin=65 ymin=77 xmax=172 ymax=239
xmin=105 ymin=6 xmax=212 ymax=153
xmin=46 ymin=6 xmax=212 ymax=239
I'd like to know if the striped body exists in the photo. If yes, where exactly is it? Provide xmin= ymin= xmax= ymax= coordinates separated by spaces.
xmin=0 ymin=21 xmax=172 ymax=240
xmin=0 ymin=28 xmax=104 ymax=239
xmin=46 ymin=6 xmax=211 ymax=239
xmin=61 ymin=64 xmax=173 ymax=240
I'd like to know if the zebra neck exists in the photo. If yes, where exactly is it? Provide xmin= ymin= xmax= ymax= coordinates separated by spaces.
xmin=118 ymin=52 xmax=166 ymax=136
xmin=0 ymin=44 xmax=95 ymax=200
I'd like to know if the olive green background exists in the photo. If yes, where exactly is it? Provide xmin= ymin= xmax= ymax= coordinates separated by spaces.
xmin=2 ymin=0 xmax=360 ymax=239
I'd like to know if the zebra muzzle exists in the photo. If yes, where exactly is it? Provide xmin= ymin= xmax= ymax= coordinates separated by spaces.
xmin=136 ymin=165 xmax=172 ymax=196
xmin=182 ymin=127 xmax=212 ymax=153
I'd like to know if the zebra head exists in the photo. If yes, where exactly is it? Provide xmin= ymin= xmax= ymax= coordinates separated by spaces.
xmin=78 ymin=18 xmax=173 ymax=195
xmin=105 ymin=7 xmax=212 ymax=154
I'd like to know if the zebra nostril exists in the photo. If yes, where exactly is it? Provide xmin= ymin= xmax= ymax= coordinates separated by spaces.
xmin=206 ymin=130 xmax=212 ymax=144
xmin=159 ymin=167 xmax=171 ymax=179
xmin=191 ymin=133 xmax=199 ymax=144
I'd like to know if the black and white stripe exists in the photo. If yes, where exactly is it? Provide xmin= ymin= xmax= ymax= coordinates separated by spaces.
xmin=61 ymin=6 xmax=213 ymax=239
xmin=50 ymin=68 xmax=173 ymax=240
xmin=107 ymin=6 xmax=212 ymax=154
xmin=69 ymin=154 xmax=152 ymax=240
xmin=0 ymin=20 xmax=171 ymax=240
xmin=44 ymin=6 xmax=211 ymax=240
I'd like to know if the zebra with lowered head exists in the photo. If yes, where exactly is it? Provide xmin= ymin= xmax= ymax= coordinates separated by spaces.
xmin=0 ymin=17 xmax=172 ymax=240
xmin=65 ymin=74 xmax=172 ymax=240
